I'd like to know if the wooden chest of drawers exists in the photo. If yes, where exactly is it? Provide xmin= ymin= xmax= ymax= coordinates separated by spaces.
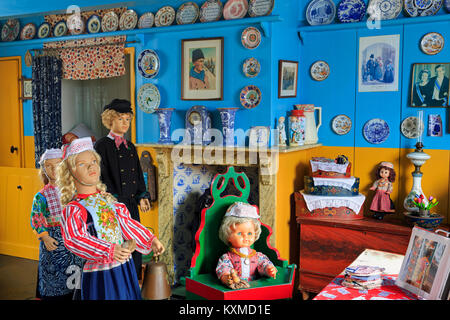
xmin=296 ymin=216 xmax=412 ymax=297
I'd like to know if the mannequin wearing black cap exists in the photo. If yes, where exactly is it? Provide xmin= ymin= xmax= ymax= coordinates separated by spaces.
xmin=94 ymin=99 xmax=151 ymax=280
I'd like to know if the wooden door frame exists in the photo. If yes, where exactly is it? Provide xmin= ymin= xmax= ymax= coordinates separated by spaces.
xmin=0 ymin=56 xmax=25 ymax=168
xmin=124 ymin=47 xmax=136 ymax=144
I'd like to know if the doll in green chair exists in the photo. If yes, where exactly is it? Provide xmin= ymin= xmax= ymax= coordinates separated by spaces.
xmin=216 ymin=202 xmax=278 ymax=289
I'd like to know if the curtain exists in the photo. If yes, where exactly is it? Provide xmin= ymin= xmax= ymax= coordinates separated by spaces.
xmin=32 ymin=55 xmax=63 ymax=168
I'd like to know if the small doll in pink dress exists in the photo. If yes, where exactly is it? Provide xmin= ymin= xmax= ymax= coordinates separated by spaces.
xmin=216 ymin=202 xmax=277 ymax=289
xmin=369 ymin=161 xmax=396 ymax=220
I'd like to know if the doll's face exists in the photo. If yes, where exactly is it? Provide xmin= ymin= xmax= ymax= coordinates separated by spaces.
xmin=228 ymin=221 xmax=256 ymax=248
xmin=111 ymin=113 xmax=131 ymax=136
xmin=380 ymin=168 xmax=390 ymax=179
xmin=44 ymin=158 xmax=62 ymax=182
xmin=73 ymin=151 xmax=100 ymax=186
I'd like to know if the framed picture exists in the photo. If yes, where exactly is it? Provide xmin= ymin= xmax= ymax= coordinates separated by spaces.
xmin=20 ymin=78 xmax=32 ymax=100
xmin=278 ymin=60 xmax=298 ymax=98
xmin=181 ymin=37 xmax=223 ymax=100
xmin=358 ymin=34 xmax=400 ymax=92
xmin=249 ymin=126 xmax=270 ymax=147
xmin=410 ymin=63 xmax=450 ymax=107
xmin=396 ymin=226 xmax=450 ymax=300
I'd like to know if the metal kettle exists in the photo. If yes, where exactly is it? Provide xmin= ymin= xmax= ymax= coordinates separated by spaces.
xmin=141 ymin=255 xmax=171 ymax=300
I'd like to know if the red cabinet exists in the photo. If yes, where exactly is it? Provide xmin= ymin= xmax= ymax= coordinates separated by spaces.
xmin=296 ymin=216 xmax=412 ymax=296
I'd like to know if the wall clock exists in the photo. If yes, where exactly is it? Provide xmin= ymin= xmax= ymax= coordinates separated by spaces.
xmin=184 ymin=105 xmax=212 ymax=145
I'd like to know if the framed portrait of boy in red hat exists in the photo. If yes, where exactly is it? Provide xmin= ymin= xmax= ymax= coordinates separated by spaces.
xmin=181 ymin=37 xmax=223 ymax=100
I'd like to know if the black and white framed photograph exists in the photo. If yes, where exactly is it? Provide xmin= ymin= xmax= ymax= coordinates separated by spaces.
xmin=411 ymin=63 xmax=449 ymax=107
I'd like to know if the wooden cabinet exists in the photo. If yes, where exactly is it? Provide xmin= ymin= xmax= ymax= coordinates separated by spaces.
xmin=296 ymin=216 xmax=412 ymax=297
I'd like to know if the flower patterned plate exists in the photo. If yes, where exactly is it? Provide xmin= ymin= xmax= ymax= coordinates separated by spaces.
xmin=138 ymin=49 xmax=160 ymax=79
xmin=241 ymin=26 xmax=262 ymax=49
xmin=101 ymin=11 xmax=119 ymax=32
xmin=310 ymin=60 xmax=330 ymax=81
xmin=37 ymin=22 xmax=51 ymax=39
xmin=403 ymin=0 xmax=443 ymax=17
xmin=367 ymin=0 xmax=402 ymax=20
xmin=401 ymin=116 xmax=424 ymax=139
xmin=137 ymin=83 xmax=161 ymax=113
xmin=54 ymin=21 xmax=68 ymax=37
xmin=20 ymin=23 xmax=36 ymax=40
xmin=420 ymin=32 xmax=444 ymax=55
xmin=155 ymin=6 xmax=176 ymax=27
xmin=306 ymin=0 xmax=336 ymax=25
xmin=242 ymin=57 xmax=261 ymax=78
xmin=363 ymin=118 xmax=390 ymax=144
xmin=337 ymin=0 xmax=366 ymax=22
xmin=138 ymin=12 xmax=155 ymax=29
xmin=176 ymin=2 xmax=200 ymax=24
xmin=119 ymin=9 xmax=138 ymax=30
xmin=1 ymin=19 xmax=20 ymax=42
xmin=240 ymin=85 xmax=262 ymax=109
xmin=87 ymin=15 xmax=101 ymax=33
xmin=67 ymin=14 xmax=85 ymax=35
xmin=248 ymin=0 xmax=275 ymax=17
xmin=223 ymin=0 xmax=249 ymax=20
xmin=199 ymin=0 xmax=223 ymax=22
xmin=332 ymin=114 xmax=352 ymax=135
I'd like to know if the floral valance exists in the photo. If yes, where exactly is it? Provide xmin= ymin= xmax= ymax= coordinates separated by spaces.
xmin=43 ymin=36 xmax=126 ymax=80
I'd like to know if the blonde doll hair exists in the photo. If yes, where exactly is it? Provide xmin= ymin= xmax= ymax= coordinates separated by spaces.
xmin=101 ymin=109 xmax=133 ymax=130
xmin=56 ymin=150 xmax=116 ymax=206
xmin=218 ymin=216 xmax=262 ymax=247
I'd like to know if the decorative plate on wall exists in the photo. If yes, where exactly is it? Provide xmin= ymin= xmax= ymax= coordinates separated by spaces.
xmin=240 ymin=85 xmax=262 ymax=109
xmin=138 ymin=49 xmax=160 ymax=79
xmin=248 ymin=0 xmax=275 ymax=17
xmin=445 ymin=0 xmax=450 ymax=11
xmin=363 ymin=118 xmax=390 ymax=144
xmin=137 ymin=83 xmax=161 ymax=113
xmin=53 ymin=21 xmax=68 ymax=37
xmin=337 ymin=0 xmax=366 ymax=23
xmin=310 ymin=60 xmax=330 ymax=81
xmin=199 ymin=0 xmax=223 ymax=22
xmin=176 ymin=2 xmax=200 ymax=24
xmin=367 ymin=0 xmax=402 ymax=20
xmin=1 ymin=19 xmax=20 ymax=42
xmin=87 ymin=15 xmax=101 ymax=33
xmin=241 ymin=26 xmax=262 ymax=49
xmin=306 ymin=0 xmax=336 ymax=26
xmin=37 ymin=22 xmax=51 ymax=39
xmin=420 ymin=32 xmax=444 ymax=55
xmin=403 ymin=0 xmax=443 ymax=17
xmin=332 ymin=114 xmax=352 ymax=135
xmin=155 ymin=6 xmax=176 ymax=27
xmin=20 ymin=23 xmax=36 ymax=40
xmin=401 ymin=116 xmax=424 ymax=139
xmin=101 ymin=11 xmax=119 ymax=32
xmin=242 ymin=57 xmax=261 ymax=78
xmin=223 ymin=0 xmax=249 ymax=20
xmin=138 ymin=12 xmax=155 ymax=29
xmin=67 ymin=14 xmax=85 ymax=35
xmin=119 ymin=9 xmax=138 ymax=30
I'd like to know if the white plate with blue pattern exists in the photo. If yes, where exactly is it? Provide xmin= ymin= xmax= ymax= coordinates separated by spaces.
xmin=363 ymin=118 xmax=390 ymax=144
xmin=306 ymin=0 xmax=336 ymax=25
xmin=403 ymin=0 xmax=443 ymax=17
xmin=337 ymin=0 xmax=367 ymax=22
xmin=367 ymin=0 xmax=402 ymax=20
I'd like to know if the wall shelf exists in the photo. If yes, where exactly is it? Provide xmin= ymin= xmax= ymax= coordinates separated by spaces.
xmin=0 ymin=15 xmax=282 ymax=48
xmin=298 ymin=13 xmax=450 ymax=34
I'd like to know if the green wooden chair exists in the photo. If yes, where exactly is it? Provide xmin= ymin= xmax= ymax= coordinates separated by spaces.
xmin=184 ymin=166 xmax=296 ymax=300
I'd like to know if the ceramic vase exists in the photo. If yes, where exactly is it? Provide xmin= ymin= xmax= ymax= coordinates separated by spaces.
xmin=217 ymin=107 xmax=239 ymax=146
xmin=155 ymin=108 xmax=174 ymax=144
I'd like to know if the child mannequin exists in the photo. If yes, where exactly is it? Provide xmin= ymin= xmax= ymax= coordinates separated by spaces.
xmin=30 ymin=149 xmax=83 ymax=300
xmin=94 ymin=99 xmax=151 ymax=280
xmin=369 ymin=161 xmax=396 ymax=220
xmin=216 ymin=202 xmax=277 ymax=289
xmin=56 ymin=137 xmax=164 ymax=300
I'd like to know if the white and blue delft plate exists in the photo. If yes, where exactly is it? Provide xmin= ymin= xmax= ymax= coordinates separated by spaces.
xmin=306 ymin=0 xmax=336 ymax=26
xmin=363 ymin=118 xmax=390 ymax=144
xmin=337 ymin=0 xmax=367 ymax=23
xmin=138 ymin=49 xmax=160 ymax=79
xmin=37 ymin=22 xmax=51 ymax=39
xmin=137 ymin=83 xmax=161 ymax=113
xmin=403 ymin=0 xmax=443 ymax=17
xmin=445 ymin=0 xmax=450 ymax=11
xmin=367 ymin=0 xmax=402 ymax=20
xmin=87 ymin=15 xmax=101 ymax=34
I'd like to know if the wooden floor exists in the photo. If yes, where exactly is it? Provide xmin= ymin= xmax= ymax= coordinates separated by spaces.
xmin=0 ymin=254 xmax=38 ymax=300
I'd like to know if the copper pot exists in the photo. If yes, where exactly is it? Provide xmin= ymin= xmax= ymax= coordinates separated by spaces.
xmin=141 ymin=255 xmax=171 ymax=300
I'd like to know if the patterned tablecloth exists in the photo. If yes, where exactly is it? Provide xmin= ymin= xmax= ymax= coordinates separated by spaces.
xmin=313 ymin=274 xmax=420 ymax=300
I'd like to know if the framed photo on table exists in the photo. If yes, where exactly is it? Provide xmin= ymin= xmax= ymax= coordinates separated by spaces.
xmin=181 ymin=37 xmax=224 ymax=100
xmin=20 ymin=78 xmax=32 ymax=100
xmin=278 ymin=60 xmax=298 ymax=98
xmin=410 ymin=63 xmax=450 ymax=107
xmin=396 ymin=226 xmax=450 ymax=300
